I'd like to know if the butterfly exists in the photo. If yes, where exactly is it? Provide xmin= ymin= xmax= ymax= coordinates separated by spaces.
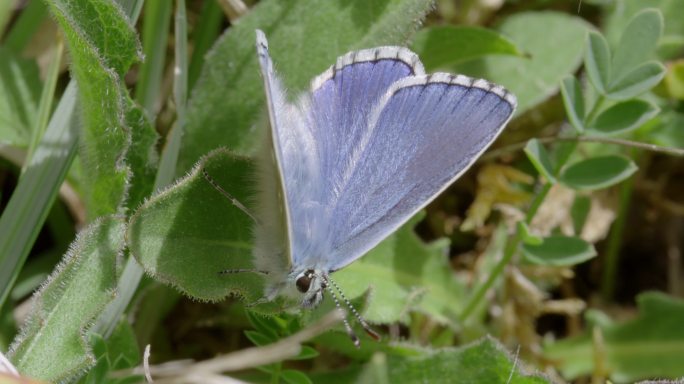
xmin=206 ymin=30 xmax=516 ymax=345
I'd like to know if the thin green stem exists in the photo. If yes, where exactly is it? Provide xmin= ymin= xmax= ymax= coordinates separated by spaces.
xmin=460 ymin=182 xmax=553 ymax=322
xmin=481 ymin=135 xmax=684 ymax=161
xmin=585 ymin=95 xmax=606 ymax=125
xmin=524 ymin=182 xmax=553 ymax=223
xmin=271 ymin=362 xmax=282 ymax=384
xmin=601 ymin=168 xmax=635 ymax=300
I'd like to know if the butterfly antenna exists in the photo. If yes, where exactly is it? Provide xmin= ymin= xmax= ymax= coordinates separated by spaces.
xmin=218 ymin=268 xmax=269 ymax=275
xmin=326 ymin=276 xmax=381 ymax=342
xmin=202 ymin=169 xmax=261 ymax=225
xmin=324 ymin=283 xmax=360 ymax=348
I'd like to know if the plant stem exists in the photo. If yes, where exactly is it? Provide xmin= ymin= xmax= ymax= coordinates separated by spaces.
xmin=601 ymin=170 xmax=635 ymax=300
xmin=271 ymin=362 xmax=282 ymax=384
xmin=460 ymin=182 xmax=553 ymax=322
xmin=585 ymin=95 xmax=606 ymax=125
xmin=481 ymin=135 xmax=684 ymax=161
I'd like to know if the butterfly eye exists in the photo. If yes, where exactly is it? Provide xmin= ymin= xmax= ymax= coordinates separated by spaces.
xmin=296 ymin=271 xmax=314 ymax=293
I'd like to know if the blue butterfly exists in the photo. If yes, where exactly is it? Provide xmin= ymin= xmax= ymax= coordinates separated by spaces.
xmin=208 ymin=30 xmax=516 ymax=344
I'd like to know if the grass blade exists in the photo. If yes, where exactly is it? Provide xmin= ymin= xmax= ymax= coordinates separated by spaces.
xmin=0 ymin=83 xmax=79 ymax=307
xmin=24 ymin=40 xmax=63 ymax=168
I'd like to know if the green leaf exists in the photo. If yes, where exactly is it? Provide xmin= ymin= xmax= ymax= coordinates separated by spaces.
xmin=604 ymin=1 xmax=684 ymax=61
xmin=544 ymin=292 xmax=684 ymax=382
xmin=46 ymin=0 xmax=157 ymax=219
xmin=521 ymin=235 xmax=596 ymax=266
xmin=333 ymin=213 xmax=465 ymax=326
xmin=560 ymin=76 xmax=585 ymax=133
xmin=244 ymin=330 xmax=274 ymax=346
xmin=292 ymin=346 xmax=320 ymax=360
xmin=128 ymin=149 xmax=263 ymax=303
xmin=7 ymin=217 xmax=124 ymax=382
xmin=411 ymin=25 xmax=522 ymax=71
xmin=82 ymin=336 xmax=109 ymax=384
xmin=611 ymin=9 xmax=663 ymax=81
xmin=246 ymin=311 xmax=282 ymax=339
xmin=524 ymin=139 xmax=556 ymax=183
xmin=570 ymin=195 xmax=591 ymax=235
xmin=178 ymin=0 xmax=433 ymax=173
xmin=311 ymin=336 xmax=552 ymax=384
xmin=282 ymin=370 xmax=313 ymax=384
xmin=588 ymin=99 xmax=659 ymax=135
xmin=559 ymin=155 xmax=638 ymax=191
xmin=457 ymin=11 xmax=590 ymax=114
xmin=585 ymin=31 xmax=612 ymax=94
xmin=383 ymin=337 xmax=549 ymax=383
xmin=606 ymin=61 xmax=666 ymax=100
xmin=123 ymin=100 xmax=159 ymax=212
xmin=105 ymin=320 xmax=140 ymax=369
xmin=0 ymin=46 xmax=42 ymax=147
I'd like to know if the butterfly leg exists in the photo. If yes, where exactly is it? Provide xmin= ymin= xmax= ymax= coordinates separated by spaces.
xmin=202 ymin=169 xmax=261 ymax=225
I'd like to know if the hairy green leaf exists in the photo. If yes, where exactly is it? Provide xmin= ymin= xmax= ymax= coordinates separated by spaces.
xmin=46 ymin=0 xmax=157 ymax=219
xmin=128 ymin=149 xmax=263 ymax=303
xmin=7 ymin=217 xmax=124 ymax=382
xmin=386 ymin=338 xmax=549 ymax=383
xmin=314 ymin=337 xmax=549 ymax=383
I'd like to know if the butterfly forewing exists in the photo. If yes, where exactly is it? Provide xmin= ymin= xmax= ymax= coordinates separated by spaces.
xmin=322 ymin=74 xmax=516 ymax=271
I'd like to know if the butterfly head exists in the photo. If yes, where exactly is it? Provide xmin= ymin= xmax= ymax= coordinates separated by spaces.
xmin=294 ymin=268 xmax=328 ymax=308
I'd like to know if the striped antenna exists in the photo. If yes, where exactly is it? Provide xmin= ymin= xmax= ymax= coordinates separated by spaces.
xmin=326 ymin=276 xmax=381 ymax=342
